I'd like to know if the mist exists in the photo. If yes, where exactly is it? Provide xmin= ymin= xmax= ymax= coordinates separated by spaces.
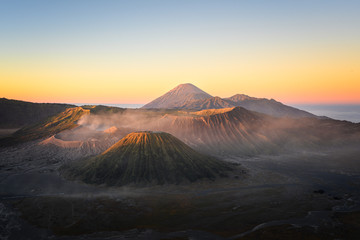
xmin=291 ymin=104 xmax=360 ymax=123
xmin=53 ymin=108 xmax=360 ymax=157
xmin=77 ymin=110 xmax=161 ymax=131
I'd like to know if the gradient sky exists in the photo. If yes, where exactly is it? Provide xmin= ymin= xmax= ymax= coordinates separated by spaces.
xmin=1 ymin=0 xmax=359 ymax=104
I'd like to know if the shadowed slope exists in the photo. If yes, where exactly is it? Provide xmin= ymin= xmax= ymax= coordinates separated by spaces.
xmin=225 ymin=94 xmax=258 ymax=102
xmin=0 ymin=98 xmax=75 ymax=128
xmin=65 ymin=132 xmax=234 ymax=186
xmin=159 ymin=107 xmax=274 ymax=155
xmin=0 ymin=107 xmax=89 ymax=146
xmin=179 ymin=96 xmax=234 ymax=110
xmin=156 ymin=107 xmax=360 ymax=155
xmin=224 ymin=95 xmax=315 ymax=118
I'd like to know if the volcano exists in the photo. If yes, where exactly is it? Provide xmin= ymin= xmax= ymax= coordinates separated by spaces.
xmin=65 ymin=131 xmax=233 ymax=186
xmin=224 ymin=95 xmax=314 ymax=118
xmin=142 ymin=83 xmax=315 ymax=118
xmin=142 ymin=83 xmax=212 ymax=109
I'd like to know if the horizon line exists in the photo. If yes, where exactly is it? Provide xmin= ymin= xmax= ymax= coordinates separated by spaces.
xmin=2 ymin=97 xmax=360 ymax=106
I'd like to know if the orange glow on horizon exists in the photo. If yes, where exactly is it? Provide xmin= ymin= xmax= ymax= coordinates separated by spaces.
xmin=1 ymin=43 xmax=359 ymax=105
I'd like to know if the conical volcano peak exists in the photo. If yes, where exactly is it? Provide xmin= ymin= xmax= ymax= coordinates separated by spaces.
xmin=142 ymin=83 xmax=212 ymax=109
xmin=169 ymin=83 xmax=209 ymax=95
xmin=65 ymin=131 xmax=233 ymax=186
xmin=106 ymin=131 xmax=169 ymax=149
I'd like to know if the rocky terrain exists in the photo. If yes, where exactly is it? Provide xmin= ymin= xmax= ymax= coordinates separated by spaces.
xmin=0 ymin=92 xmax=359 ymax=239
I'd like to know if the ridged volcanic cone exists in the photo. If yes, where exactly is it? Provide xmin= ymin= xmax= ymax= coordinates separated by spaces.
xmin=65 ymin=131 xmax=233 ymax=186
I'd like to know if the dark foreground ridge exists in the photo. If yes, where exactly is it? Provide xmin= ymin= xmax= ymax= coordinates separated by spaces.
xmin=64 ymin=131 xmax=234 ymax=186
xmin=0 ymin=97 xmax=75 ymax=128
xmin=0 ymin=107 xmax=89 ymax=147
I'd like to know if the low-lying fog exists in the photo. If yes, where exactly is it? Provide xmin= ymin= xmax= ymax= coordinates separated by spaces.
xmin=291 ymin=104 xmax=360 ymax=123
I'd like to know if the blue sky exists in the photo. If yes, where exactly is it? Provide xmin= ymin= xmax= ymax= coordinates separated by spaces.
xmin=2 ymin=0 xmax=359 ymax=57
xmin=1 ymin=0 xmax=359 ymax=104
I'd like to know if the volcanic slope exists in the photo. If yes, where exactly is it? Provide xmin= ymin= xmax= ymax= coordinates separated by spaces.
xmin=0 ymin=98 xmax=75 ymax=128
xmin=156 ymin=107 xmax=360 ymax=155
xmin=65 ymin=132 xmax=234 ymax=186
xmin=158 ymin=107 xmax=275 ymax=155
xmin=0 ymin=107 xmax=89 ymax=147
xmin=142 ymin=83 xmax=315 ymax=118
xmin=179 ymin=96 xmax=234 ymax=110
xmin=142 ymin=83 xmax=212 ymax=109
xmin=37 ymin=126 xmax=124 ymax=160
xmin=224 ymin=94 xmax=315 ymax=118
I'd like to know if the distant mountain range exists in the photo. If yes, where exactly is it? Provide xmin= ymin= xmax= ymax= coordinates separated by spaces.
xmin=142 ymin=83 xmax=315 ymax=118
xmin=1 ymin=101 xmax=359 ymax=156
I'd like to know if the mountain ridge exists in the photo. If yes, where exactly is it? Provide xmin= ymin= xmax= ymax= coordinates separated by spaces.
xmin=155 ymin=106 xmax=360 ymax=155
xmin=0 ymin=107 xmax=89 ymax=147
xmin=142 ymin=83 xmax=315 ymax=118
xmin=0 ymin=98 xmax=75 ymax=128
